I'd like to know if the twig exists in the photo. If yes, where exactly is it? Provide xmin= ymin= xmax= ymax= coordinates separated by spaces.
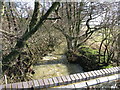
xmin=0 ymin=29 xmax=17 ymax=38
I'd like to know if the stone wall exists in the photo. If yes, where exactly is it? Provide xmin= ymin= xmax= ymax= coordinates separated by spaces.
xmin=0 ymin=66 xmax=120 ymax=89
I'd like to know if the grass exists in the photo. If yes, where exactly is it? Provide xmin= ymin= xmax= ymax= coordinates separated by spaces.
xmin=102 ymin=65 xmax=113 ymax=69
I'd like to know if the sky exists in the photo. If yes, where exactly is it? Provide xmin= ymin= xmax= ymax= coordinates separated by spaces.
xmin=4 ymin=0 xmax=119 ymax=25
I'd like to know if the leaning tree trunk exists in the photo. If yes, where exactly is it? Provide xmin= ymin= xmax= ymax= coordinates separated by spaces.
xmin=2 ymin=2 xmax=60 ymax=72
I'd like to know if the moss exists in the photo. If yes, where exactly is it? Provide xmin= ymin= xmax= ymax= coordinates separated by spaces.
xmin=102 ymin=65 xmax=113 ymax=69
xmin=77 ymin=46 xmax=114 ymax=71
xmin=66 ymin=45 xmax=114 ymax=71
xmin=74 ymin=46 xmax=99 ymax=71
xmin=79 ymin=45 xmax=98 ymax=55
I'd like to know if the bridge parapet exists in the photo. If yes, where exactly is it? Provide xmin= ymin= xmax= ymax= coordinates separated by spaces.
xmin=0 ymin=66 xmax=120 ymax=89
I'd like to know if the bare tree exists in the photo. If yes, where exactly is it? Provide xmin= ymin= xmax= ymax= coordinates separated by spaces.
xmin=53 ymin=2 xmax=108 ymax=62
xmin=1 ymin=1 xmax=60 ymax=83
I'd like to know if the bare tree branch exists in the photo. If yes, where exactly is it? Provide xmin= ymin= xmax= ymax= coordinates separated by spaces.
xmin=0 ymin=29 xmax=17 ymax=38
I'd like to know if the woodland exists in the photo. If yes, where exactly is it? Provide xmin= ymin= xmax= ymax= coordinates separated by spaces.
xmin=0 ymin=0 xmax=120 ymax=84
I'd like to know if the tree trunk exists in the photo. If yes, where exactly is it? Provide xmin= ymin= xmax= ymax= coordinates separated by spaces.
xmin=66 ymin=38 xmax=73 ymax=51
xmin=0 ymin=1 xmax=4 ymax=75
xmin=117 ymin=33 xmax=120 ymax=65
xmin=117 ymin=1 xmax=120 ymax=65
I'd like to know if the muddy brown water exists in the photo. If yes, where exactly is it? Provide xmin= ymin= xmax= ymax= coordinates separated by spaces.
xmin=33 ymin=54 xmax=84 ymax=79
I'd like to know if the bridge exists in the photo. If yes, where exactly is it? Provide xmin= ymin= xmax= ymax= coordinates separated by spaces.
xmin=0 ymin=66 xmax=120 ymax=89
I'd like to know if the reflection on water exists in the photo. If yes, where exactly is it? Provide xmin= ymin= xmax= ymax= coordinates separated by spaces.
xmin=33 ymin=54 xmax=84 ymax=79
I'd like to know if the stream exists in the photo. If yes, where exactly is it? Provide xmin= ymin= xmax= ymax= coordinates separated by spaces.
xmin=33 ymin=54 xmax=84 ymax=79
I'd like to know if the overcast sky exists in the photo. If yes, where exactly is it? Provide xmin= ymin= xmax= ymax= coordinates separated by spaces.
xmin=4 ymin=0 xmax=119 ymax=25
